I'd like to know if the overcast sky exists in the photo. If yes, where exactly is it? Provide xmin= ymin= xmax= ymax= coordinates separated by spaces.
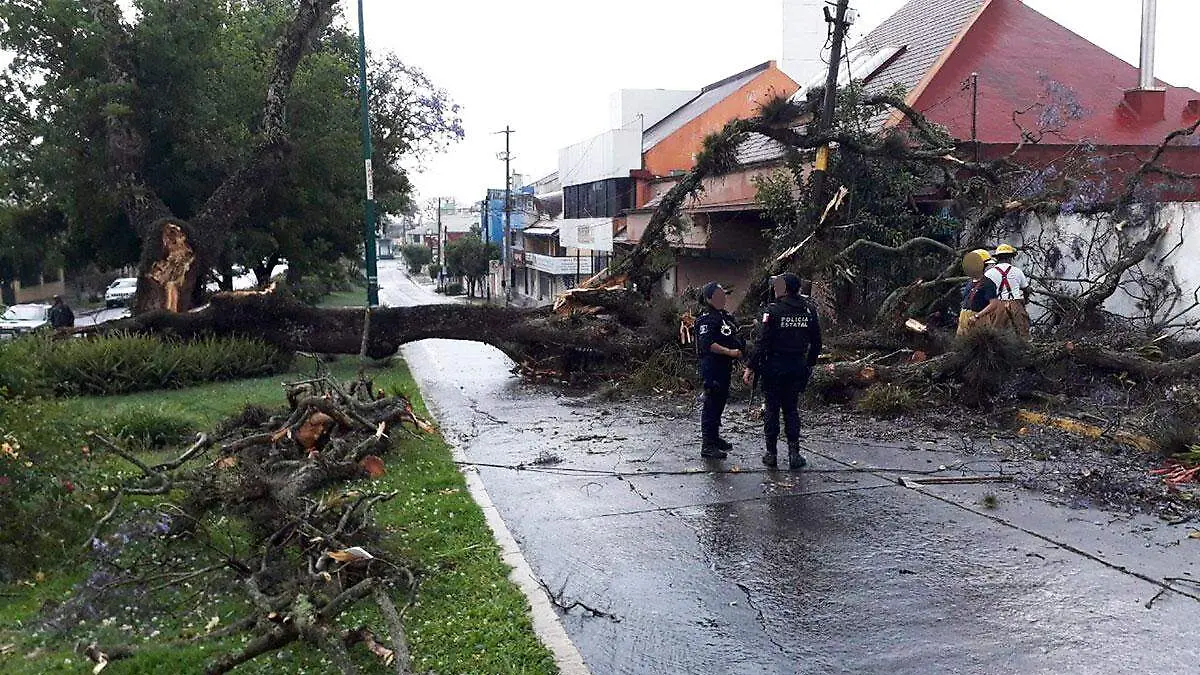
xmin=342 ymin=0 xmax=1200 ymax=207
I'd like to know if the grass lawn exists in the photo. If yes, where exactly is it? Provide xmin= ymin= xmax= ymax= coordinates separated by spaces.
xmin=319 ymin=286 xmax=370 ymax=308
xmin=0 ymin=357 xmax=557 ymax=674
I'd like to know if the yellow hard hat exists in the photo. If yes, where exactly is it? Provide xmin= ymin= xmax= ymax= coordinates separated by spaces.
xmin=994 ymin=243 xmax=1017 ymax=256
xmin=962 ymin=249 xmax=991 ymax=276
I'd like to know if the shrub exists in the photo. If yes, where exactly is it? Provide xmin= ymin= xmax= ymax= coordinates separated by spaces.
xmin=105 ymin=407 xmax=195 ymax=451
xmin=0 ymin=401 xmax=92 ymax=582
xmin=400 ymin=244 xmax=433 ymax=274
xmin=0 ymin=333 xmax=291 ymax=398
xmin=857 ymin=383 xmax=918 ymax=418
xmin=443 ymin=282 xmax=464 ymax=296
xmin=278 ymin=261 xmax=361 ymax=305
xmin=428 ymin=263 xmax=442 ymax=281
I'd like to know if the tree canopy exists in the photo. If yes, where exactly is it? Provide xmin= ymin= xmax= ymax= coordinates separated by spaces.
xmin=444 ymin=236 xmax=499 ymax=298
xmin=0 ymin=0 xmax=462 ymax=294
xmin=399 ymin=244 xmax=433 ymax=275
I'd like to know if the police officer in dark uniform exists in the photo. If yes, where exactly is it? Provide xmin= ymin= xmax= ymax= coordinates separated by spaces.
xmin=743 ymin=273 xmax=822 ymax=470
xmin=695 ymin=282 xmax=745 ymax=459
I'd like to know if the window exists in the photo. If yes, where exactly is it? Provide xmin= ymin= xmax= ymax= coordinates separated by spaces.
xmin=564 ymin=178 xmax=634 ymax=219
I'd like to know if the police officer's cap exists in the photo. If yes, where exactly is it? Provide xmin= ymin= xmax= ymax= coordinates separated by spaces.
xmin=701 ymin=282 xmax=725 ymax=302
xmin=774 ymin=273 xmax=802 ymax=296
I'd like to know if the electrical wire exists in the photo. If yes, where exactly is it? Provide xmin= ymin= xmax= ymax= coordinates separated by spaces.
xmin=453 ymin=458 xmax=983 ymax=479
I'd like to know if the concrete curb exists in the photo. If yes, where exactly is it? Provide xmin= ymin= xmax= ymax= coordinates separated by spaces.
xmin=403 ymin=350 xmax=591 ymax=675
xmin=455 ymin=460 xmax=592 ymax=675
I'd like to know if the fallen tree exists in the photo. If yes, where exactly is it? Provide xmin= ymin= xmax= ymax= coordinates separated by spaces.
xmin=95 ymin=287 xmax=662 ymax=370
xmin=80 ymin=364 xmax=428 ymax=674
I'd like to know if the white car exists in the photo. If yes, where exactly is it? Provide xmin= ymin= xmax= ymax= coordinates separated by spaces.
xmin=0 ymin=304 xmax=51 ymax=339
xmin=105 ymin=277 xmax=138 ymax=308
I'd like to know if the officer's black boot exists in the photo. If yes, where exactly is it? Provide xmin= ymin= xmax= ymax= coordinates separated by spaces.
xmin=701 ymin=439 xmax=728 ymax=460
xmin=787 ymin=442 xmax=807 ymax=471
xmin=761 ymin=437 xmax=778 ymax=469
xmin=714 ymin=436 xmax=733 ymax=451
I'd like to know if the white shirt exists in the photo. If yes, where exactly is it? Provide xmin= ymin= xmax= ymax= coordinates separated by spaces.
xmin=985 ymin=263 xmax=1028 ymax=301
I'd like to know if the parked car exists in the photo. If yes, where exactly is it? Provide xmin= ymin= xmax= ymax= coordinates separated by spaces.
xmin=105 ymin=277 xmax=138 ymax=308
xmin=0 ymin=303 xmax=51 ymax=339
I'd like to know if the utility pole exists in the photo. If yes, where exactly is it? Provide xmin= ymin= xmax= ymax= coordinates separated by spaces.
xmin=809 ymin=0 xmax=852 ymax=222
xmin=436 ymin=197 xmax=444 ymax=289
xmin=480 ymin=199 xmax=489 ymax=245
xmin=496 ymin=126 xmax=515 ymax=304
xmin=355 ymin=0 xmax=379 ymax=307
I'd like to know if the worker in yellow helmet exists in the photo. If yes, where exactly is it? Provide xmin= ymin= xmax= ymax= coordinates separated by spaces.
xmin=974 ymin=244 xmax=1032 ymax=340
xmin=958 ymin=249 xmax=997 ymax=336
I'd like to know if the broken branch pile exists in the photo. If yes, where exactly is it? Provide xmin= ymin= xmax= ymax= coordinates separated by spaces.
xmin=84 ymin=360 xmax=432 ymax=674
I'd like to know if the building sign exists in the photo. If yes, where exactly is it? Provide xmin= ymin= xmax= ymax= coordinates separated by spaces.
xmin=559 ymin=218 xmax=613 ymax=253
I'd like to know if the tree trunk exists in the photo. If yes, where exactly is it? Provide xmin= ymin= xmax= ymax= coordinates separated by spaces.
xmin=253 ymin=257 xmax=279 ymax=288
xmin=103 ymin=0 xmax=339 ymax=316
xmin=134 ymin=219 xmax=206 ymax=314
xmin=101 ymin=290 xmax=661 ymax=366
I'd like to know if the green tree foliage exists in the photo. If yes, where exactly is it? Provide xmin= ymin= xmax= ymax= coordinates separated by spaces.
xmin=400 ymin=244 xmax=433 ymax=274
xmin=751 ymin=84 xmax=963 ymax=322
xmin=0 ymin=0 xmax=462 ymax=285
xmin=0 ymin=205 xmax=67 ymax=304
xmin=444 ymin=236 xmax=499 ymax=297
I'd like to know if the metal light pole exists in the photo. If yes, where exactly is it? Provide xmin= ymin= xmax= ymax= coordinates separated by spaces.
xmin=356 ymin=0 xmax=380 ymax=307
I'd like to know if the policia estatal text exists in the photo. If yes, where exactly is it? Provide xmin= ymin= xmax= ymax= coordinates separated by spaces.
xmin=743 ymin=273 xmax=822 ymax=471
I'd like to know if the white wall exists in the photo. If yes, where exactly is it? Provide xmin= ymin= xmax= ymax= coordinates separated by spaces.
xmin=557 ymin=128 xmax=643 ymax=188
xmin=609 ymin=89 xmax=699 ymax=130
xmin=1009 ymin=202 xmax=1200 ymax=333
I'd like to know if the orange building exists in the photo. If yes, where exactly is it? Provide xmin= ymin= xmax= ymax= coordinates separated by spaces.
xmin=613 ymin=61 xmax=799 ymax=309
xmin=638 ymin=61 xmax=799 ymax=204
xmin=548 ymin=62 xmax=798 ymax=310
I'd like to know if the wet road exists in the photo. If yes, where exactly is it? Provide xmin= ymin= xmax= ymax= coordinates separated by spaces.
xmin=382 ymin=266 xmax=1200 ymax=674
xmin=378 ymin=262 xmax=462 ymax=308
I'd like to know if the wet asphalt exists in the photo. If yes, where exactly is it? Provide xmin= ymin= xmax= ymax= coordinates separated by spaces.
xmin=381 ymin=264 xmax=1200 ymax=675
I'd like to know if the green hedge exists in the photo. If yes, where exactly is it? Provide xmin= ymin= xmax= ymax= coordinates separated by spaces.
xmin=0 ymin=333 xmax=291 ymax=398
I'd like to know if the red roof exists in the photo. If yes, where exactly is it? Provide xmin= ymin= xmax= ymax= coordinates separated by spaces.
xmin=911 ymin=0 xmax=1200 ymax=146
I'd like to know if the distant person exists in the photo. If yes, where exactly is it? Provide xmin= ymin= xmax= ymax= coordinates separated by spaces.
xmin=977 ymin=243 xmax=1032 ymax=340
xmin=743 ymin=273 xmax=822 ymax=471
xmin=960 ymin=250 xmax=997 ymax=336
xmin=695 ymin=282 xmax=745 ymax=460
xmin=48 ymin=295 xmax=75 ymax=329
